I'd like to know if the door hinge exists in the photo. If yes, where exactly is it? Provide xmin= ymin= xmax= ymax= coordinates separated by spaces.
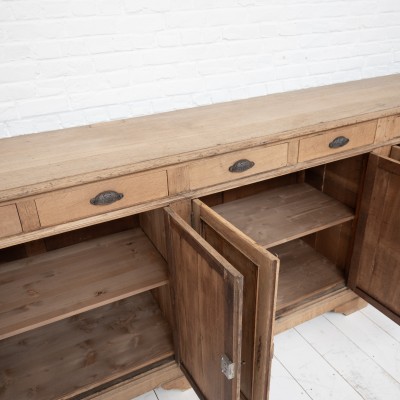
xmin=221 ymin=354 xmax=235 ymax=380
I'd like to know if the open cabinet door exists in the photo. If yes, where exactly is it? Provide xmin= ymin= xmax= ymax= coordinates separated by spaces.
xmin=193 ymin=199 xmax=279 ymax=400
xmin=349 ymin=152 xmax=400 ymax=324
xmin=165 ymin=207 xmax=243 ymax=400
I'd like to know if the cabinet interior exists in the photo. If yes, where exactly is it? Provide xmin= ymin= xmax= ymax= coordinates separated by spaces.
xmin=0 ymin=213 xmax=174 ymax=400
xmin=201 ymin=154 xmax=367 ymax=322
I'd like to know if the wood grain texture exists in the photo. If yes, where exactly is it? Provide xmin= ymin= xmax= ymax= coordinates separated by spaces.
xmin=298 ymin=120 xmax=377 ymax=162
xmin=212 ymin=183 xmax=354 ymax=248
xmin=167 ymin=165 xmax=190 ymax=195
xmin=311 ymin=155 xmax=366 ymax=209
xmin=390 ymin=145 xmax=400 ymax=161
xmin=43 ymin=215 xmax=138 ymax=250
xmin=0 ymin=228 xmax=168 ymax=340
xmin=195 ymin=199 xmax=279 ymax=400
xmin=0 ymin=194 xmax=181 ymax=250
xmin=333 ymin=297 xmax=367 ymax=315
xmin=140 ymin=208 xmax=168 ymax=259
xmin=83 ymin=361 xmax=183 ymax=400
xmin=349 ymin=154 xmax=400 ymax=323
xmin=270 ymin=239 xmax=346 ymax=317
xmin=165 ymin=207 xmax=243 ymax=400
xmin=189 ymin=143 xmax=288 ymax=190
xmin=222 ymin=174 xmax=298 ymax=204
xmin=2 ymin=75 xmax=400 ymax=201
xmin=0 ymin=204 xmax=22 ymax=238
xmin=287 ymin=140 xmax=300 ymax=165
xmin=375 ymin=115 xmax=400 ymax=143
xmin=0 ymin=293 xmax=174 ymax=400
xmin=274 ymin=288 xmax=358 ymax=335
xmin=35 ymin=169 xmax=168 ymax=227
xmin=16 ymin=200 xmax=41 ymax=232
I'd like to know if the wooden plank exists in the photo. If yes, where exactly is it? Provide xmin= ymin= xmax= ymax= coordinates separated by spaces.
xmin=313 ymin=222 xmax=352 ymax=271
xmin=140 ymin=208 xmax=168 ymax=259
xmin=222 ymin=174 xmax=298 ymax=204
xmin=0 ymin=293 xmax=174 ymax=400
xmin=375 ymin=115 xmax=400 ymax=143
xmin=333 ymin=297 xmax=367 ymax=316
xmin=324 ymin=311 xmax=400 ymax=385
xmin=165 ymin=207 xmax=243 ymax=400
xmin=349 ymin=153 xmax=400 ymax=322
xmin=167 ymin=165 xmax=190 ymax=195
xmin=271 ymin=239 xmax=345 ymax=316
xmin=35 ymin=169 xmax=168 ymax=227
xmin=0 ymin=228 xmax=168 ymax=340
xmin=83 ymin=362 xmax=184 ymax=400
xmin=296 ymin=315 xmax=400 ymax=399
xmin=196 ymin=199 xmax=278 ymax=400
xmin=287 ymin=140 xmax=299 ymax=165
xmin=274 ymin=328 xmax=364 ymax=400
xmin=154 ymin=387 xmax=199 ymax=400
xmin=212 ymin=183 xmax=354 ymax=248
xmin=44 ymin=215 xmax=138 ymax=250
xmin=362 ymin=305 xmax=400 ymax=342
xmin=390 ymin=145 xmax=400 ymax=161
xmin=318 ymin=155 xmax=366 ymax=208
xmin=16 ymin=200 xmax=41 ymax=232
xmin=0 ymin=204 xmax=22 ymax=238
xmin=270 ymin=358 xmax=312 ymax=400
xmin=274 ymin=288 xmax=358 ymax=335
xmin=2 ymin=75 xmax=400 ymax=201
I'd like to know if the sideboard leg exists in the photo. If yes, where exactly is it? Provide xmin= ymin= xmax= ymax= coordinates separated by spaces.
xmin=161 ymin=375 xmax=192 ymax=392
xmin=333 ymin=297 xmax=368 ymax=316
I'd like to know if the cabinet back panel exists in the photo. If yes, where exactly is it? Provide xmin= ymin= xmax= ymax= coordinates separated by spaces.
xmin=44 ymin=216 xmax=139 ymax=251
xmin=302 ymin=221 xmax=353 ymax=272
xmin=305 ymin=155 xmax=367 ymax=209
xmin=200 ymin=173 xmax=299 ymax=208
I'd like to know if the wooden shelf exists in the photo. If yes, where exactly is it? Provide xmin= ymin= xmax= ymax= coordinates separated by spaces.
xmin=0 ymin=292 xmax=174 ymax=400
xmin=271 ymin=239 xmax=346 ymax=316
xmin=0 ymin=228 xmax=168 ymax=340
xmin=212 ymin=183 xmax=354 ymax=248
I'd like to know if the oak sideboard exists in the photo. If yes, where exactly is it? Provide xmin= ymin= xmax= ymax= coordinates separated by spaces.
xmin=0 ymin=74 xmax=399 ymax=400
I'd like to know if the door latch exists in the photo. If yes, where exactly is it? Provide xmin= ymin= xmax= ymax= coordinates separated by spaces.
xmin=221 ymin=354 xmax=235 ymax=380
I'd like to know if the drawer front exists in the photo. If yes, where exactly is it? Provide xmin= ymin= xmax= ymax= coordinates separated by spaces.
xmin=298 ymin=120 xmax=377 ymax=163
xmin=36 ymin=170 xmax=168 ymax=227
xmin=0 ymin=204 xmax=22 ymax=238
xmin=189 ymin=143 xmax=288 ymax=190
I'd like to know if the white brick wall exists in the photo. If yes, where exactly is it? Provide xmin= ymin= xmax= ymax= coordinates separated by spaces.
xmin=0 ymin=0 xmax=400 ymax=138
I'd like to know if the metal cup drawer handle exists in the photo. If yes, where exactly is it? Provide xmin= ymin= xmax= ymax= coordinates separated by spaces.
xmin=90 ymin=190 xmax=124 ymax=206
xmin=229 ymin=159 xmax=255 ymax=173
xmin=329 ymin=136 xmax=350 ymax=149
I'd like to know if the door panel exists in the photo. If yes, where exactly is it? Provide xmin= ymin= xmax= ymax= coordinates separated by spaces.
xmin=349 ymin=153 xmax=400 ymax=324
xmin=193 ymin=199 xmax=279 ymax=400
xmin=165 ymin=207 xmax=243 ymax=400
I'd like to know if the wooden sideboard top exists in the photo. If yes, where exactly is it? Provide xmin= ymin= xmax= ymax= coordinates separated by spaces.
xmin=1 ymin=74 xmax=400 ymax=201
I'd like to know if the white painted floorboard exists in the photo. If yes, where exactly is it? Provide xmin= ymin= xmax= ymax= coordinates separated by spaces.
xmin=133 ymin=306 xmax=400 ymax=400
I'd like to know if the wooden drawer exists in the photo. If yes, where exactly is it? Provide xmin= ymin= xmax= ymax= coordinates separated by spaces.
xmin=0 ymin=204 xmax=22 ymax=239
xmin=298 ymin=120 xmax=377 ymax=163
xmin=36 ymin=170 xmax=168 ymax=227
xmin=189 ymin=143 xmax=288 ymax=190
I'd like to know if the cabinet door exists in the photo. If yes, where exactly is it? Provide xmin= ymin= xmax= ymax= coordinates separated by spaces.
xmin=165 ymin=207 xmax=243 ymax=400
xmin=349 ymin=153 xmax=400 ymax=324
xmin=193 ymin=199 xmax=279 ymax=400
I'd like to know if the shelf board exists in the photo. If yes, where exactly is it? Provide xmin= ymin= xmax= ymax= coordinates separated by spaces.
xmin=0 ymin=292 xmax=174 ymax=400
xmin=271 ymin=239 xmax=346 ymax=316
xmin=0 ymin=228 xmax=168 ymax=340
xmin=212 ymin=183 xmax=354 ymax=248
